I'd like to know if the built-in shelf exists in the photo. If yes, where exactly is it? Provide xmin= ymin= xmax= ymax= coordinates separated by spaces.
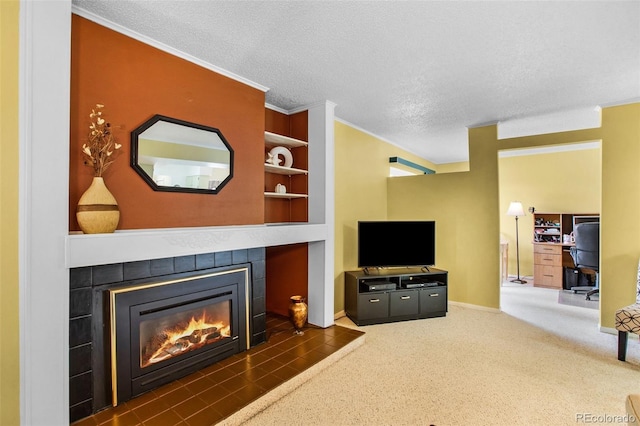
xmin=264 ymin=192 xmax=309 ymax=199
xmin=264 ymin=131 xmax=309 ymax=215
xmin=264 ymin=131 xmax=308 ymax=148
xmin=264 ymin=164 xmax=308 ymax=175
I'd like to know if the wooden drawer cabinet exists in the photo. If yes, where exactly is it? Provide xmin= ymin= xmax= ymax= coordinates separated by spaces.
xmin=534 ymin=243 xmax=562 ymax=255
xmin=531 ymin=213 xmax=599 ymax=289
xmin=534 ymin=252 xmax=562 ymax=266
xmin=534 ymin=264 xmax=563 ymax=288
xmin=533 ymin=244 xmax=563 ymax=288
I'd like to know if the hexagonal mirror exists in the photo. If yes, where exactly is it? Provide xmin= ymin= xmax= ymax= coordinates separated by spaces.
xmin=131 ymin=115 xmax=233 ymax=194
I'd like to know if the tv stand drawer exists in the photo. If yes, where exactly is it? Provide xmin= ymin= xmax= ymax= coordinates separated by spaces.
xmin=390 ymin=290 xmax=419 ymax=316
xmin=420 ymin=287 xmax=447 ymax=314
xmin=357 ymin=293 xmax=389 ymax=320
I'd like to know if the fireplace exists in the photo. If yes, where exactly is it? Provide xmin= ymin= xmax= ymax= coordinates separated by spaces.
xmin=69 ymin=248 xmax=267 ymax=422
xmin=109 ymin=268 xmax=248 ymax=406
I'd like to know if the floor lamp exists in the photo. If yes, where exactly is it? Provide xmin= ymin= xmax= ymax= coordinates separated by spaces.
xmin=507 ymin=201 xmax=527 ymax=284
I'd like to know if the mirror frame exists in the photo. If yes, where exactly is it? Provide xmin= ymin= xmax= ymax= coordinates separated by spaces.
xmin=130 ymin=114 xmax=234 ymax=194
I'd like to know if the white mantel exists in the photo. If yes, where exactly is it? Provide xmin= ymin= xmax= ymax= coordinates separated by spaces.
xmin=66 ymin=223 xmax=328 ymax=268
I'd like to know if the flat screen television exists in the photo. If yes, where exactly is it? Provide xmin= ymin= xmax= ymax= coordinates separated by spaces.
xmin=357 ymin=220 xmax=435 ymax=268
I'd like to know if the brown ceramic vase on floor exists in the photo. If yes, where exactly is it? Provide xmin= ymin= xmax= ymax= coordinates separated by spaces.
xmin=76 ymin=177 xmax=120 ymax=234
xmin=288 ymin=295 xmax=308 ymax=335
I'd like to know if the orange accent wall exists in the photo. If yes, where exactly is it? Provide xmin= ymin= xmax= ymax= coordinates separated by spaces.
xmin=265 ymin=243 xmax=309 ymax=317
xmin=265 ymin=109 xmax=290 ymax=136
xmin=69 ymin=15 xmax=265 ymax=230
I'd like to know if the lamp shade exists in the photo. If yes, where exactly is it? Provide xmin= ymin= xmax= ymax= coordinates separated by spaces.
xmin=506 ymin=201 xmax=525 ymax=217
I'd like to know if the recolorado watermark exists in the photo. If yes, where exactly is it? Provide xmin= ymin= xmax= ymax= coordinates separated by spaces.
xmin=576 ymin=413 xmax=636 ymax=423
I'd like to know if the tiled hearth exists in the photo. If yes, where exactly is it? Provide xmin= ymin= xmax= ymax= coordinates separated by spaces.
xmin=72 ymin=314 xmax=364 ymax=425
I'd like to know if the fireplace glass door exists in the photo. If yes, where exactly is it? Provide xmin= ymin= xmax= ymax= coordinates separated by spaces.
xmin=110 ymin=268 xmax=248 ymax=405
xmin=139 ymin=299 xmax=231 ymax=368
xmin=138 ymin=294 xmax=232 ymax=369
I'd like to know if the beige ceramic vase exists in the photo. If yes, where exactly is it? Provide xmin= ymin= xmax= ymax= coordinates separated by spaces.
xmin=76 ymin=177 xmax=120 ymax=234
xmin=288 ymin=295 xmax=308 ymax=335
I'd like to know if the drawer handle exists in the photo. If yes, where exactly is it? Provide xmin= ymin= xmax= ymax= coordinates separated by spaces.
xmin=369 ymin=299 xmax=380 ymax=303
xmin=543 ymin=274 xmax=554 ymax=277
xmin=543 ymin=258 xmax=553 ymax=261
xmin=400 ymin=296 xmax=411 ymax=300
xmin=429 ymin=294 xmax=440 ymax=297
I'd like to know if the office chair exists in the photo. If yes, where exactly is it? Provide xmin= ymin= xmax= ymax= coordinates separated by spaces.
xmin=570 ymin=222 xmax=600 ymax=300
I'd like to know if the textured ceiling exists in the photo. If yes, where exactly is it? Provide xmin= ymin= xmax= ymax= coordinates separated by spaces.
xmin=72 ymin=1 xmax=640 ymax=164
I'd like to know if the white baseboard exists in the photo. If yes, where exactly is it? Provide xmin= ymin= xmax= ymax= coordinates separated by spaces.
xmin=334 ymin=310 xmax=346 ymax=320
xmin=600 ymin=325 xmax=617 ymax=336
xmin=449 ymin=300 xmax=501 ymax=313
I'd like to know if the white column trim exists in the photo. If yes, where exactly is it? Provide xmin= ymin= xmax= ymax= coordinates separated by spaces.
xmin=307 ymin=101 xmax=336 ymax=327
xmin=19 ymin=1 xmax=72 ymax=424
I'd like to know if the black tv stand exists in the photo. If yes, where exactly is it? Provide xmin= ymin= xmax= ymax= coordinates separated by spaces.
xmin=362 ymin=265 xmax=433 ymax=275
xmin=345 ymin=267 xmax=448 ymax=326
xmin=362 ymin=266 xmax=380 ymax=275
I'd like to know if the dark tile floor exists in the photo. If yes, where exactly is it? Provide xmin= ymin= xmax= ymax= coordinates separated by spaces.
xmin=72 ymin=314 xmax=364 ymax=426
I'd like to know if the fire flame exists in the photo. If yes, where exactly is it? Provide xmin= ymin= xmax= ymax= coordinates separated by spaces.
xmin=141 ymin=312 xmax=231 ymax=368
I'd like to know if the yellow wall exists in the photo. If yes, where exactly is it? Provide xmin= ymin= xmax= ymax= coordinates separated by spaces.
xmin=437 ymin=161 xmax=470 ymax=173
xmin=600 ymin=104 xmax=640 ymax=328
xmin=499 ymin=147 xmax=601 ymax=277
xmin=0 ymin=1 xmax=21 ymax=424
xmin=383 ymin=104 xmax=639 ymax=329
xmin=388 ymin=125 xmax=501 ymax=308
xmin=333 ymin=120 xmax=438 ymax=312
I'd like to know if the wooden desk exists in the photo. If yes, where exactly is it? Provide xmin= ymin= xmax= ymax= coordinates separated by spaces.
xmin=531 ymin=212 xmax=598 ymax=289
xmin=532 ymin=242 xmax=576 ymax=288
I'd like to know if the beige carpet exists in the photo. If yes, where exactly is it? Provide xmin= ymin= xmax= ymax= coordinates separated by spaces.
xmin=237 ymin=284 xmax=640 ymax=425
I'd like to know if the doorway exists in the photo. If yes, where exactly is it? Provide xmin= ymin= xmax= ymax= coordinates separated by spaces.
xmin=497 ymin=141 xmax=602 ymax=313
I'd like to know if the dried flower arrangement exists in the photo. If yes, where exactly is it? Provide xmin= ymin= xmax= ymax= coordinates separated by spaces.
xmin=81 ymin=104 xmax=122 ymax=177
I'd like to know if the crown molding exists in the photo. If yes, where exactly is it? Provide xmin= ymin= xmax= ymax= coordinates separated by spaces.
xmin=467 ymin=120 xmax=499 ymax=129
xmin=599 ymin=97 xmax=640 ymax=108
xmin=267 ymin=100 xmax=339 ymax=116
xmin=71 ymin=6 xmax=269 ymax=93
xmin=265 ymin=103 xmax=289 ymax=115
xmin=333 ymin=116 xmax=431 ymax=161
xmin=287 ymin=100 xmax=337 ymax=115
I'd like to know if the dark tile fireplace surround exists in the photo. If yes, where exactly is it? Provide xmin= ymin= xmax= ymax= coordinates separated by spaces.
xmin=69 ymin=248 xmax=266 ymax=423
